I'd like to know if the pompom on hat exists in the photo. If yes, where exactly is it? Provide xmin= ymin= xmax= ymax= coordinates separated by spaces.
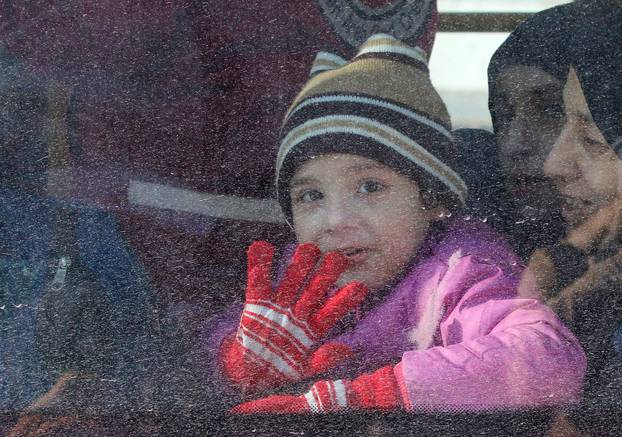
xmin=275 ymin=33 xmax=467 ymax=223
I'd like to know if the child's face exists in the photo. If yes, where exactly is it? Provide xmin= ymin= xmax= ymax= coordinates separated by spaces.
xmin=290 ymin=153 xmax=440 ymax=292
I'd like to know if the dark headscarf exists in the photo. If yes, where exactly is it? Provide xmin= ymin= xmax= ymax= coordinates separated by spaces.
xmin=488 ymin=0 xmax=622 ymax=154
xmin=568 ymin=1 xmax=622 ymax=155
xmin=487 ymin=2 xmax=577 ymax=134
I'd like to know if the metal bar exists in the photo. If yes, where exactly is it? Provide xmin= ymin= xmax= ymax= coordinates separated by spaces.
xmin=128 ymin=179 xmax=286 ymax=224
xmin=438 ymin=13 xmax=532 ymax=32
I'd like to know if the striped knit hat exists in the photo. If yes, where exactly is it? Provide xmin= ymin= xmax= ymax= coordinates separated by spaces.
xmin=276 ymin=34 xmax=467 ymax=222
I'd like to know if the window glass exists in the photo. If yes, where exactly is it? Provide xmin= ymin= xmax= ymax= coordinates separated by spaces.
xmin=430 ymin=32 xmax=509 ymax=128
xmin=438 ymin=0 xmax=572 ymax=13
xmin=2 ymin=1 xmax=621 ymax=435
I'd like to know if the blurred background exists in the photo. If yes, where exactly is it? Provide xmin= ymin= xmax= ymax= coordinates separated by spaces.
xmin=432 ymin=0 xmax=571 ymax=128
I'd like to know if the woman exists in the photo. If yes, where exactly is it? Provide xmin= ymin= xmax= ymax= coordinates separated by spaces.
xmin=486 ymin=2 xmax=573 ymax=260
xmin=510 ymin=0 xmax=622 ymax=432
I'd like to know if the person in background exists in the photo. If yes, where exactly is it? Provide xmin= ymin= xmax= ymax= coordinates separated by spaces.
xmin=197 ymin=33 xmax=585 ymax=415
xmin=484 ymin=2 xmax=579 ymax=260
xmin=510 ymin=2 xmax=622 ymax=433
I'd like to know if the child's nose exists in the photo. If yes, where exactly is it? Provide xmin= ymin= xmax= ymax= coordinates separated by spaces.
xmin=322 ymin=197 xmax=355 ymax=234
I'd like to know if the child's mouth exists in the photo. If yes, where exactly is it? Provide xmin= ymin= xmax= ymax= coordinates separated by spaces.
xmin=340 ymin=247 xmax=370 ymax=264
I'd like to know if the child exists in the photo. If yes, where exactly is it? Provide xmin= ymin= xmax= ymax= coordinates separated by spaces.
xmin=199 ymin=34 xmax=586 ymax=413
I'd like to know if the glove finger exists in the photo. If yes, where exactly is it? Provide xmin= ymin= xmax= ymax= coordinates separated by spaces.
xmin=230 ymin=394 xmax=309 ymax=414
xmin=309 ymin=281 xmax=367 ymax=336
xmin=246 ymin=241 xmax=275 ymax=301
xmin=294 ymin=251 xmax=347 ymax=321
xmin=350 ymin=365 xmax=402 ymax=410
xmin=307 ymin=342 xmax=354 ymax=377
xmin=274 ymin=243 xmax=321 ymax=308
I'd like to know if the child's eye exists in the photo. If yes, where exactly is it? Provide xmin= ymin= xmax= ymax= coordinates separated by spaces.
xmin=358 ymin=180 xmax=384 ymax=194
xmin=294 ymin=189 xmax=323 ymax=203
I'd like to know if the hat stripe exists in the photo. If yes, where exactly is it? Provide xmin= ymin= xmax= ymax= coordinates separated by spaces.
xmin=353 ymin=51 xmax=429 ymax=72
xmin=309 ymin=52 xmax=348 ymax=77
xmin=283 ymin=95 xmax=455 ymax=168
xmin=285 ymin=94 xmax=452 ymax=141
xmin=361 ymin=33 xmax=428 ymax=53
xmin=278 ymin=115 xmax=467 ymax=202
xmin=356 ymin=44 xmax=427 ymax=65
xmin=365 ymin=33 xmax=401 ymax=42
xmin=355 ymin=34 xmax=428 ymax=65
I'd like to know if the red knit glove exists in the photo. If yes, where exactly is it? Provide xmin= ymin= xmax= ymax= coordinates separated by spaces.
xmin=230 ymin=365 xmax=405 ymax=414
xmin=220 ymin=241 xmax=368 ymax=393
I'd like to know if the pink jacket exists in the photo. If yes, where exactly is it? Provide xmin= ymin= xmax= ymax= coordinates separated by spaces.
xmin=199 ymin=218 xmax=586 ymax=411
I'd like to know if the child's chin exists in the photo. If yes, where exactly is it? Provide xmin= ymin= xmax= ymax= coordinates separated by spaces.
xmin=336 ymin=272 xmax=378 ymax=292
xmin=335 ymin=273 xmax=365 ymax=289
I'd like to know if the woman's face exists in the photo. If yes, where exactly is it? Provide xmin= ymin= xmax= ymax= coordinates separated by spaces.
xmin=493 ymin=65 xmax=565 ymax=221
xmin=544 ymin=67 xmax=622 ymax=229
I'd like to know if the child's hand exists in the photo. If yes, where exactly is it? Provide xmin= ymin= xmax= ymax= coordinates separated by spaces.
xmin=230 ymin=365 xmax=403 ymax=414
xmin=220 ymin=241 xmax=368 ymax=394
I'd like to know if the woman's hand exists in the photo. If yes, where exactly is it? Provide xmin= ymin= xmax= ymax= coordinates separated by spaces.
xmin=565 ymin=197 xmax=622 ymax=255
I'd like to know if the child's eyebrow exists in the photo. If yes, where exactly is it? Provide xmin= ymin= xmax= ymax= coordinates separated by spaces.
xmin=345 ymin=163 xmax=387 ymax=173
xmin=290 ymin=177 xmax=318 ymax=188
